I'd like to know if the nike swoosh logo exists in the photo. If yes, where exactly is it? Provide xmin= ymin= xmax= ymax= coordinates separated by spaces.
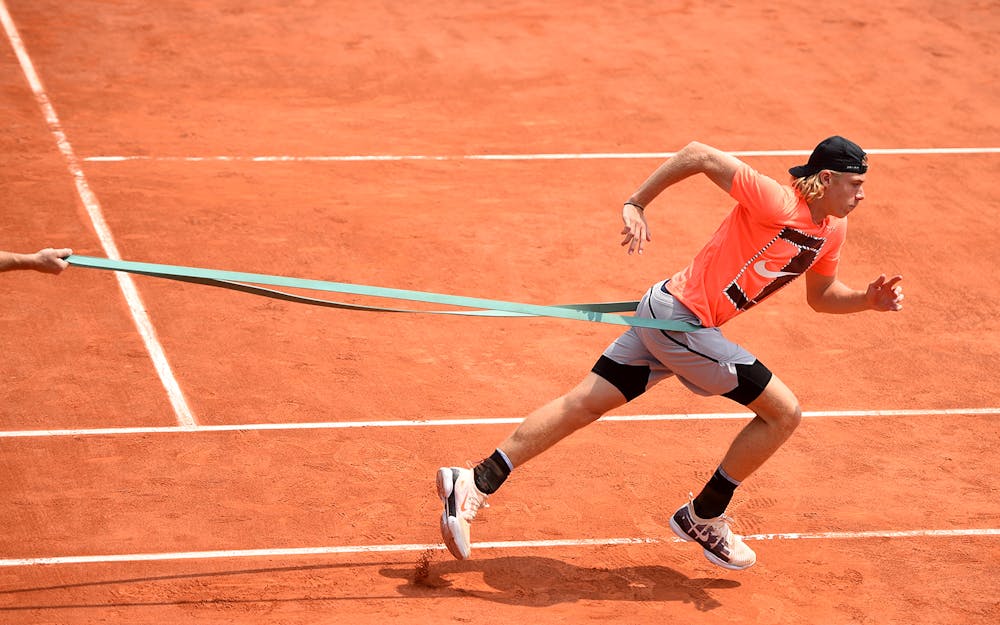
xmin=753 ymin=260 xmax=799 ymax=279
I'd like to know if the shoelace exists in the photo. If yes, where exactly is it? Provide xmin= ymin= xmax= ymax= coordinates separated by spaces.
xmin=460 ymin=488 xmax=489 ymax=521
xmin=698 ymin=515 xmax=736 ymax=549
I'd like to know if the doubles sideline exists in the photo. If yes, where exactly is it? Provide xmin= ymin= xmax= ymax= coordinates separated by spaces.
xmin=82 ymin=147 xmax=1000 ymax=162
xmin=0 ymin=407 xmax=997 ymax=439
xmin=2 ymin=528 xmax=998 ymax=568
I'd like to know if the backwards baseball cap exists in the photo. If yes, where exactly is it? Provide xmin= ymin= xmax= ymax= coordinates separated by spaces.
xmin=789 ymin=135 xmax=868 ymax=178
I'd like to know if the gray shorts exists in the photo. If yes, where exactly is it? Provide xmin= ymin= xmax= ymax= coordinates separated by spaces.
xmin=593 ymin=280 xmax=772 ymax=405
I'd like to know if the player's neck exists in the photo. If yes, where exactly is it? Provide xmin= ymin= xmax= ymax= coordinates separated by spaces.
xmin=806 ymin=198 xmax=830 ymax=225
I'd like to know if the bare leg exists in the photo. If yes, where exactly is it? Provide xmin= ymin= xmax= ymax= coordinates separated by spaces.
xmin=717 ymin=374 xmax=802 ymax=482
xmin=498 ymin=372 xmax=628 ymax=468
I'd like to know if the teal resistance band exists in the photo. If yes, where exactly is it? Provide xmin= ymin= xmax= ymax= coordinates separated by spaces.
xmin=67 ymin=255 xmax=701 ymax=332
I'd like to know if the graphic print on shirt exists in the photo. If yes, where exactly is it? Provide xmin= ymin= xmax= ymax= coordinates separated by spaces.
xmin=724 ymin=227 xmax=825 ymax=312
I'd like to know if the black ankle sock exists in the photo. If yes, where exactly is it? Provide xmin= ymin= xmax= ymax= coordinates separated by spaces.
xmin=692 ymin=468 xmax=740 ymax=519
xmin=473 ymin=449 xmax=511 ymax=494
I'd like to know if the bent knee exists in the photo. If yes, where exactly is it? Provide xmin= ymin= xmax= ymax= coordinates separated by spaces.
xmin=748 ymin=376 xmax=802 ymax=434
xmin=776 ymin=403 xmax=803 ymax=433
xmin=756 ymin=401 xmax=801 ymax=438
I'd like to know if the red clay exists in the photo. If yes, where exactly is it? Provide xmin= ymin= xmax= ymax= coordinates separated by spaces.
xmin=1 ymin=1 xmax=998 ymax=623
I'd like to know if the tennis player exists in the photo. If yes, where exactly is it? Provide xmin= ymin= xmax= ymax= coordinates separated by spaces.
xmin=437 ymin=136 xmax=903 ymax=570
xmin=0 ymin=247 xmax=72 ymax=274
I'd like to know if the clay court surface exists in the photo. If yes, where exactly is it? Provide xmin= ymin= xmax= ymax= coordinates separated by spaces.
xmin=2 ymin=1 xmax=999 ymax=623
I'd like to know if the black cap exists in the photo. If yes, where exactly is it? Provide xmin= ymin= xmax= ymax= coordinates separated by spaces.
xmin=789 ymin=136 xmax=868 ymax=178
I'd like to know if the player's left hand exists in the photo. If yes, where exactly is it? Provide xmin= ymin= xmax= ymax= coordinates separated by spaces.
xmin=865 ymin=274 xmax=904 ymax=311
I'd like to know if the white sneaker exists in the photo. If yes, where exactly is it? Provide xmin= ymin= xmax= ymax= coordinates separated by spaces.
xmin=436 ymin=467 xmax=489 ymax=560
xmin=669 ymin=498 xmax=756 ymax=570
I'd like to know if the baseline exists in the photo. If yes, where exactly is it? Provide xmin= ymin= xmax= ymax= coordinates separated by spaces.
xmin=0 ymin=0 xmax=195 ymax=428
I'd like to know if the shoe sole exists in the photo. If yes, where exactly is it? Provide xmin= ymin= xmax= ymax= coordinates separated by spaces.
xmin=436 ymin=468 xmax=470 ymax=560
xmin=669 ymin=514 xmax=755 ymax=571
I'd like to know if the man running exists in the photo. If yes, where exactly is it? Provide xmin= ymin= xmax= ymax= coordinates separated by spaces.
xmin=437 ymin=136 xmax=903 ymax=570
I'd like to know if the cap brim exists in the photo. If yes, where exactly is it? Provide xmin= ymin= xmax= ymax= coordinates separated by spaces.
xmin=788 ymin=164 xmax=819 ymax=178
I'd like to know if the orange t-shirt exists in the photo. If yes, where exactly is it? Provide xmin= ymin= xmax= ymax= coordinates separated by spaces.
xmin=665 ymin=163 xmax=846 ymax=327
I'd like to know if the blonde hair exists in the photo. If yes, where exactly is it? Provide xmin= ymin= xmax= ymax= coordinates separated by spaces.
xmin=791 ymin=172 xmax=827 ymax=202
xmin=793 ymin=155 xmax=868 ymax=202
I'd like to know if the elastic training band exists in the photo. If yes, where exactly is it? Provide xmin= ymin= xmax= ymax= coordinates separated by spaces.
xmin=66 ymin=255 xmax=701 ymax=332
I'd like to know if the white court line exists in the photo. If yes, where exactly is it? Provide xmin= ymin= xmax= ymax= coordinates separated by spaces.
xmin=1 ymin=528 xmax=997 ymax=567
xmin=83 ymin=147 xmax=1000 ymax=163
xmin=1 ymin=408 xmax=997 ymax=439
xmin=0 ymin=2 xmax=196 ymax=429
